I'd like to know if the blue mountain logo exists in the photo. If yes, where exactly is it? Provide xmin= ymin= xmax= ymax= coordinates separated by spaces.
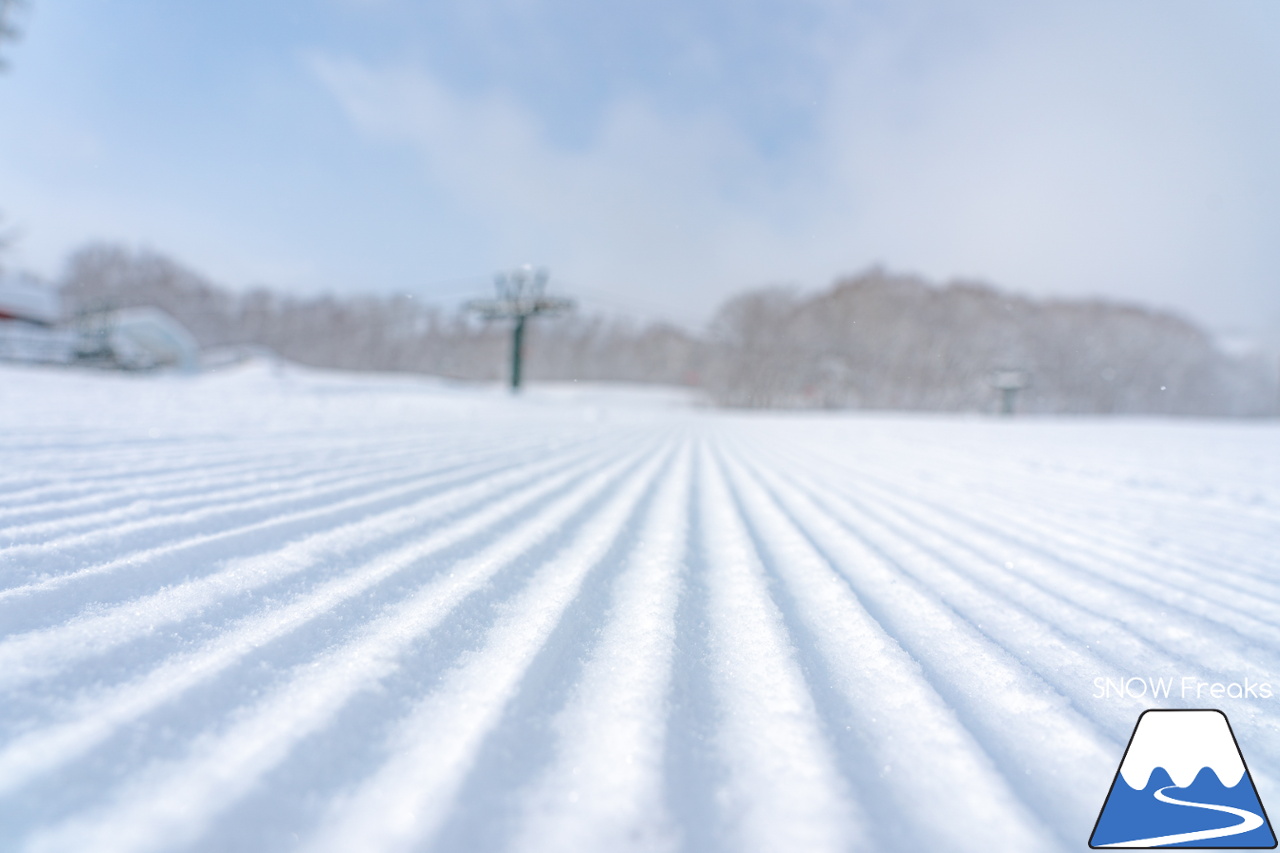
xmin=1091 ymin=709 xmax=1276 ymax=848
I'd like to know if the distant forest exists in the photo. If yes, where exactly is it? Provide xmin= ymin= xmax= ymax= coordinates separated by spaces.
xmin=57 ymin=242 xmax=1277 ymax=416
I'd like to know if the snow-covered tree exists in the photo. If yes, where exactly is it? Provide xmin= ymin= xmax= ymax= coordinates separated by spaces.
xmin=57 ymin=243 xmax=1276 ymax=416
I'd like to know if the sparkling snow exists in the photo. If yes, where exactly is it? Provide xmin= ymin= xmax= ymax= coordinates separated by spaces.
xmin=1 ymin=360 xmax=1278 ymax=853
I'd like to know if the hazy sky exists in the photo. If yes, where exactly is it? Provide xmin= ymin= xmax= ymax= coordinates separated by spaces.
xmin=0 ymin=0 xmax=1277 ymax=333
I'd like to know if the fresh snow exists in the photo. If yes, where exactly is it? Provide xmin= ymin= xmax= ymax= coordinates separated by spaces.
xmin=1 ymin=360 xmax=1279 ymax=853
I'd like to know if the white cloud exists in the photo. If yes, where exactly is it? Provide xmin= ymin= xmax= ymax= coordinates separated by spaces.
xmin=313 ymin=1 xmax=1280 ymax=331
xmin=3 ymin=0 xmax=1276 ymax=336
xmin=311 ymin=55 xmax=804 ymax=321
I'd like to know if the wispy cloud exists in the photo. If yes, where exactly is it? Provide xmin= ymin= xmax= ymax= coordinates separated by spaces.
xmin=311 ymin=54 xmax=806 ymax=320
xmin=310 ymin=0 xmax=1280 ymax=330
xmin=4 ymin=0 xmax=1276 ymax=333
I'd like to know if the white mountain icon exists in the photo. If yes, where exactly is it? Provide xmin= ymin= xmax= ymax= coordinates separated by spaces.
xmin=1090 ymin=710 xmax=1276 ymax=848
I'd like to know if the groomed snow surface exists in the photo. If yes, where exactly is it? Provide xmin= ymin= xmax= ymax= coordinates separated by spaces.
xmin=2 ymin=360 xmax=1279 ymax=853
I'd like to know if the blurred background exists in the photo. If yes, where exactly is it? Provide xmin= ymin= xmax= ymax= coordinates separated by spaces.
xmin=1 ymin=0 xmax=1278 ymax=414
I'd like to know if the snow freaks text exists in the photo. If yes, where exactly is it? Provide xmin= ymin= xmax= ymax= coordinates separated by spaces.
xmin=1093 ymin=676 xmax=1274 ymax=701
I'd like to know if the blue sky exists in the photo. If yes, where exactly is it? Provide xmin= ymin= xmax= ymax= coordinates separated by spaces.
xmin=1 ymin=0 xmax=1277 ymax=333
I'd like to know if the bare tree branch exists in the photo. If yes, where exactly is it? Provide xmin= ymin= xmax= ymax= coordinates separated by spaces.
xmin=0 ymin=0 xmax=28 ymax=72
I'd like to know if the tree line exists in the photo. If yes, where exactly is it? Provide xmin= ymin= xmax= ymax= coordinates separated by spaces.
xmin=55 ymin=242 xmax=1277 ymax=416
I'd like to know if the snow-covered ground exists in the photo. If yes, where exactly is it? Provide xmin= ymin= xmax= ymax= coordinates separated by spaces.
xmin=2 ymin=360 xmax=1279 ymax=853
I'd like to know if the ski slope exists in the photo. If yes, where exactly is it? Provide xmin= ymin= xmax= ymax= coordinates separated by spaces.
xmin=2 ymin=360 xmax=1279 ymax=853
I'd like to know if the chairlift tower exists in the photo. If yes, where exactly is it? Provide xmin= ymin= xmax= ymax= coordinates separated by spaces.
xmin=466 ymin=265 xmax=573 ymax=392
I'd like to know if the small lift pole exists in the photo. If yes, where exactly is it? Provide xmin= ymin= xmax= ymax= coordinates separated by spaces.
xmin=989 ymin=368 xmax=1030 ymax=416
